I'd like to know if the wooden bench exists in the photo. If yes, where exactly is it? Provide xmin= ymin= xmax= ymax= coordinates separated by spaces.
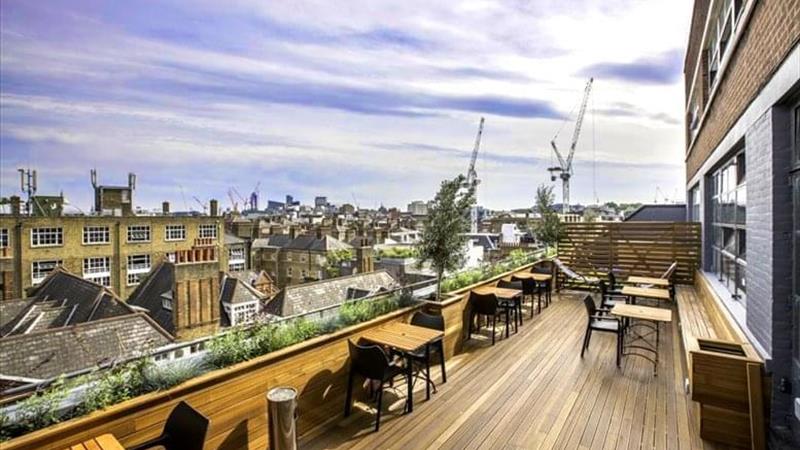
xmin=674 ymin=273 xmax=766 ymax=450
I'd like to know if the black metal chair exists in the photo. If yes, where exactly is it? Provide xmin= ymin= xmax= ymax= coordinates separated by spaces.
xmin=580 ymin=295 xmax=623 ymax=368
xmin=599 ymin=280 xmax=628 ymax=311
xmin=398 ymin=312 xmax=446 ymax=399
xmin=496 ymin=279 xmax=523 ymax=328
xmin=129 ymin=401 xmax=209 ymax=450
xmin=606 ymin=271 xmax=625 ymax=295
xmin=468 ymin=292 xmax=513 ymax=345
xmin=531 ymin=265 xmax=553 ymax=307
xmin=512 ymin=275 xmax=540 ymax=317
xmin=344 ymin=340 xmax=407 ymax=432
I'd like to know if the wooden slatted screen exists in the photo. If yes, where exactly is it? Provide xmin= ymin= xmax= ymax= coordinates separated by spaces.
xmin=557 ymin=221 xmax=701 ymax=284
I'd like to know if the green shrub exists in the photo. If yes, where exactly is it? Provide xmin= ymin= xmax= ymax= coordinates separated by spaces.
xmin=80 ymin=359 xmax=150 ymax=415
xmin=10 ymin=377 xmax=69 ymax=433
xmin=143 ymin=359 xmax=206 ymax=392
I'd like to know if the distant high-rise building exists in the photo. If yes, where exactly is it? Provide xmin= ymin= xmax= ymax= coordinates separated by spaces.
xmin=315 ymin=196 xmax=328 ymax=208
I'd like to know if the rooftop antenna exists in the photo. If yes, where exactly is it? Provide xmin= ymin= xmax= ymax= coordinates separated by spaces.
xmin=18 ymin=168 xmax=37 ymax=216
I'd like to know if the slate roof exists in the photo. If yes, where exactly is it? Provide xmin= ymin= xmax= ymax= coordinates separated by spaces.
xmin=0 ymin=270 xmax=135 ymax=337
xmin=126 ymin=262 xmax=176 ymax=334
xmin=220 ymin=276 xmax=264 ymax=305
xmin=624 ymin=204 xmax=687 ymax=222
xmin=224 ymin=233 xmax=246 ymax=245
xmin=264 ymin=270 xmax=397 ymax=317
xmin=252 ymin=234 xmax=293 ymax=249
xmin=285 ymin=234 xmax=351 ymax=252
xmin=0 ymin=314 xmax=172 ymax=380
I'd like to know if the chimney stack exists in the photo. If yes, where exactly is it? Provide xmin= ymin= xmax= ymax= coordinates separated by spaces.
xmin=289 ymin=226 xmax=297 ymax=239
xmin=356 ymin=238 xmax=374 ymax=274
xmin=10 ymin=196 xmax=21 ymax=217
xmin=209 ymin=199 xmax=218 ymax=217
xmin=162 ymin=201 xmax=170 ymax=214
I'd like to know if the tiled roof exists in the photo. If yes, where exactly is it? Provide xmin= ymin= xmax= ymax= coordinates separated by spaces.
xmin=126 ymin=262 xmax=176 ymax=334
xmin=0 ymin=314 xmax=172 ymax=380
xmin=624 ymin=204 xmax=687 ymax=222
xmin=252 ymin=234 xmax=292 ymax=249
xmin=0 ymin=270 xmax=134 ymax=337
xmin=220 ymin=276 xmax=264 ymax=305
xmin=224 ymin=233 xmax=246 ymax=245
xmin=265 ymin=270 xmax=397 ymax=317
xmin=286 ymin=235 xmax=351 ymax=252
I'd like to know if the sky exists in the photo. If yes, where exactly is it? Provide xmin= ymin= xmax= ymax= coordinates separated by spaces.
xmin=0 ymin=0 xmax=692 ymax=212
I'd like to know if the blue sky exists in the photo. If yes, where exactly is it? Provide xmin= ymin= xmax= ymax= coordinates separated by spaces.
xmin=0 ymin=0 xmax=691 ymax=211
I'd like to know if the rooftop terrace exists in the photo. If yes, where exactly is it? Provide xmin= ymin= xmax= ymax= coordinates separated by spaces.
xmin=300 ymin=287 xmax=721 ymax=450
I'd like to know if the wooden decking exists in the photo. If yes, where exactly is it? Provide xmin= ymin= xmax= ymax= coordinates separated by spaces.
xmin=300 ymin=290 xmax=727 ymax=450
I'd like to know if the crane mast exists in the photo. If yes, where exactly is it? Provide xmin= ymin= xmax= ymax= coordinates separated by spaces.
xmin=548 ymin=78 xmax=593 ymax=214
xmin=465 ymin=117 xmax=485 ymax=233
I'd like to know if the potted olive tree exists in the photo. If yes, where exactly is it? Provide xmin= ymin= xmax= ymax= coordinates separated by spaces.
xmin=534 ymin=184 xmax=563 ymax=255
xmin=416 ymin=175 xmax=475 ymax=301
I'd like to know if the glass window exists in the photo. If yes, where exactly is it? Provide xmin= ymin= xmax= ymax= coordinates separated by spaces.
xmin=0 ymin=228 xmax=8 ymax=248
xmin=689 ymin=186 xmax=701 ymax=222
xmin=83 ymin=226 xmax=110 ymax=245
xmin=165 ymin=225 xmax=186 ymax=241
xmin=127 ymin=225 xmax=151 ymax=243
xmin=83 ymin=256 xmax=111 ymax=286
xmin=198 ymin=224 xmax=217 ymax=239
xmin=709 ymin=148 xmax=746 ymax=303
xmin=126 ymin=254 xmax=151 ymax=285
xmin=31 ymin=260 xmax=62 ymax=284
xmin=31 ymin=227 xmax=63 ymax=247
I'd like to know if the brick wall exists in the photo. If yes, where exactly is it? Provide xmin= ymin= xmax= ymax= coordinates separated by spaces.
xmin=686 ymin=0 xmax=800 ymax=179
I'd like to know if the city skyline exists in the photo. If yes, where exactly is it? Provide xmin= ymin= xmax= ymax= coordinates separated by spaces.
xmin=1 ymin=0 xmax=691 ymax=209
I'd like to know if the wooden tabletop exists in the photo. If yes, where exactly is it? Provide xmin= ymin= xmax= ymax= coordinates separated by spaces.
xmin=611 ymin=304 xmax=673 ymax=322
xmin=625 ymin=276 xmax=670 ymax=287
xmin=511 ymin=272 xmax=553 ymax=282
xmin=620 ymin=285 xmax=671 ymax=301
xmin=67 ymin=434 xmax=124 ymax=450
xmin=472 ymin=286 xmax=523 ymax=300
xmin=361 ymin=322 xmax=443 ymax=353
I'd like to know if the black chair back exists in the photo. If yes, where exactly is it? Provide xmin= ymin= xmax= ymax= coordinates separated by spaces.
xmin=496 ymin=279 xmax=523 ymax=291
xmin=410 ymin=311 xmax=445 ymax=331
xmin=599 ymin=280 xmax=609 ymax=297
xmin=469 ymin=292 xmax=498 ymax=315
xmin=583 ymin=295 xmax=597 ymax=318
xmin=348 ymin=340 xmax=390 ymax=381
xmin=511 ymin=276 xmax=537 ymax=295
xmin=607 ymin=271 xmax=618 ymax=290
xmin=163 ymin=401 xmax=209 ymax=450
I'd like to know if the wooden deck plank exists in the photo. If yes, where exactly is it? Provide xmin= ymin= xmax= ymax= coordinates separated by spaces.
xmin=299 ymin=290 xmax=723 ymax=450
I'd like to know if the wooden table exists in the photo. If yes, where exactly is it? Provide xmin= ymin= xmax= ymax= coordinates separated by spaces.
xmin=620 ymin=285 xmax=671 ymax=304
xmin=612 ymin=304 xmax=673 ymax=375
xmin=625 ymin=276 xmax=670 ymax=287
xmin=67 ymin=434 xmax=124 ymax=450
xmin=362 ymin=322 xmax=444 ymax=412
xmin=512 ymin=273 xmax=553 ymax=310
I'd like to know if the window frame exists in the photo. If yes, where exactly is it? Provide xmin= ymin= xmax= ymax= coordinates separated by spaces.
xmin=0 ymin=228 xmax=8 ymax=248
xmin=82 ymin=226 xmax=110 ymax=245
xmin=165 ymin=224 xmax=186 ymax=242
xmin=30 ymin=227 xmax=63 ymax=248
xmin=31 ymin=260 xmax=62 ymax=284
xmin=198 ymin=224 xmax=217 ymax=239
xmin=127 ymin=225 xmax=151 ymax=243
xmin=126 ymin=253 xmax=152 ymax=286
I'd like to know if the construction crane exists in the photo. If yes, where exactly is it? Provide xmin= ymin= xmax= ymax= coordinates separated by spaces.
xmin=548 ymin=77 xmax=593 ymax=214
xmin=192 ymin=196 xmax=208 ymax=213
xmin=227 ymin=188 xmax=239 ymax=212
xmin=464 ymin=117 xmax=485 ymax=233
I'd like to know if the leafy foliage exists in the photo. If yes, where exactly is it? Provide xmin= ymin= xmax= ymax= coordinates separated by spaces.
xmin=143 ymin=359 xmax=207 ymax=392
xmin=440 ymin=250 xmax=542 ymax=294
xmin=534 ymin=185 xmax=563 ymax=250
xmin=80 ymin=358 xmax=150 ymax=415
xmin=376 ymin=247 xmax=418 ymax=259
xmin=325 ymin=249 xmax=354 ymax=277
xmin=8 ymin=377 xmax=70 ymax=434
xmin=416 ymin=175 xmax=475 ymax=300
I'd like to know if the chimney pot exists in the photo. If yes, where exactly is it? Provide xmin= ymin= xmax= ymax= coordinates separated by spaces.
xmin=209 ymin=199 xmax=218 ymax=217
xmin=162 ymin=201 xmax=170 ymax=214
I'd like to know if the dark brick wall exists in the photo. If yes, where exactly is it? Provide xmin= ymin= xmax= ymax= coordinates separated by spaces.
xmin=686 ymin=0 xmax=800 ymax=179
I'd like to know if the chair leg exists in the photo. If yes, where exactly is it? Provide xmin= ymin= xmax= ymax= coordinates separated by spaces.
xmin=439 ymin=341 xmax=447 ymax=383
xmin=616 ymin=331 xmax=622 ymax=368
xmin=580 ymin=327 xmax=591 ymax=358
xmin=425 ymin=345 xmax=431 ymax=400
xmin=344 ymin=369 xmax=354 ymax=416
xmin=467 ymin=312 xmax=473 ymax=340
xmin=375 ymin=381 xmax=384 ymax=432
xmin=538 ymin=290 xmax=542 ymax=314
xmin=491 ymin=315 xmax=496 ymax=345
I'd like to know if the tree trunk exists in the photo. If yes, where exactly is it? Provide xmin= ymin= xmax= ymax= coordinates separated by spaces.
xmin=436 ymin=269 xmax=443 ymax=301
